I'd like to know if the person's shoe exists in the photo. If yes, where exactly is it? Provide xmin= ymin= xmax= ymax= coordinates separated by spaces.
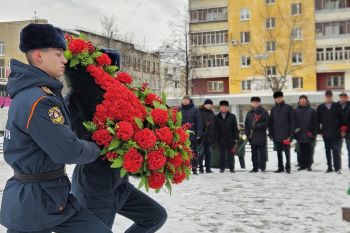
xmin=192 ymin=170 xmax=198 ymax=175
xmin=199 ymin=168 xmax=204 ymax=174
xmin=307 ymin=168 xmax=312 ymax=172
xmin=286 ymin=169 xmax=291 ymax=174
xmin=274 ymin=169 xmax=284 ymax=173
xmin=261 ymin=169 xmax=267 ymax=173
xmin=325 ymin=169 xmax=333 ymax=173
xmin=220 ymin=169 xmax=225 ymax=173
xmin=297 ymin=167 xmax=306 ymax=171
xmin=335 ymin=170 xmax=341 ymax=174
xmin=230 ymin=169 xmax=235 ymax=173
xmin=206 ymin=170 xmax=213 ymax=173
xmin=249 ymin=169 xmax=258 ymax=173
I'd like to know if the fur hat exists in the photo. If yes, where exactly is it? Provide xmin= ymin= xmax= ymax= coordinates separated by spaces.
xmin=273 ymin=91 xmax=283 ymax=99
xmin=100 ymin=48 xmax=121 ymax=68
xmin=19 ymin=23 xmax=66 ymax=53
xmin=325 ymin=90 xmax=333 ymax=97
xmin=250 ymin=96 xmax=261 ymax=102
xmin=204 ymin=99 xmax=213 ymax=105
xmin=219 ymin=100 xmax=229 ymax=106
xmin=299 ymin=95 xmax=308 ymax=100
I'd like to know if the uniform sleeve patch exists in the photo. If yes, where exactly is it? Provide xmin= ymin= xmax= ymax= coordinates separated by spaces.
xmin=48 ymin=107 xmax=65 ymax=125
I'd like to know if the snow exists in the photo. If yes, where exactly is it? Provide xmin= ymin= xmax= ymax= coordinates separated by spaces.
xmin=0 ymin=141 xmax=350 ymax=233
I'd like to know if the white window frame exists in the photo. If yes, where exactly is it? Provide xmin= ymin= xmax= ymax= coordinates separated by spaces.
xmin=266 ymin=66 xmax=277 ymax=77
xmin=240 ymin=8 xmax=250 ymax=21
xmin=291 ymin=3 xmax=302 ymax=15
xmin=240 ymin=31 xmax=251 ymax=44
xmin=266 ymin=0 xmax=275 ymax=4
xmin=241 ymin=80 xmax=252 ymax=91
xmin=266 ymin=41 xmax=276 ymax=52
xmin=240 ymin=55 xmax=251 ymax=67
xmin=292 ymin=77 xmax=303 ymax=89
xmin=207 ymin=81 xmax=224 ymax=93
xmin=266 ymin=18 xmax=276 ymax=29
xmin=292 ymin=52 xmax=303 ymax=65
xmin=292 ymin=28 xmax=303 ymax=40
xmin=0 ymin=42 xmax=4 ymax=56
xmin=327 ymin=76 xmax=344 ymax=88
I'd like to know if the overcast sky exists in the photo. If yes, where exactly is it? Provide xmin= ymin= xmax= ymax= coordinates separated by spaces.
xmin=0 ymin=0 xmax=187 ymax=51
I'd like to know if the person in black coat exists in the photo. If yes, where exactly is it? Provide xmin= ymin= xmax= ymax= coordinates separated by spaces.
xmin=198 ymin=99 xmax=215 ymax=173
xmin=268 ymin=91 xmax=296 ymax=173
xmin=179 ymin=95 xmax=203 ymax=175
xmin=215 ymin=100 xmax=239 ymax=173
xmin=294 ymin=95 xmax=317 ymax=171
xmin=244 ymin=97 xmax=269 ymax=172
xmin=317 ymin=90 xmax=343 ymax=173
xmin=339 ymin=92 xmax=350 ymax=170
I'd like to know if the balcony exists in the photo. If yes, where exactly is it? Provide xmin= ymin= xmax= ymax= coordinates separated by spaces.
xmin=191 ymin=66 xmax=229 ymax=79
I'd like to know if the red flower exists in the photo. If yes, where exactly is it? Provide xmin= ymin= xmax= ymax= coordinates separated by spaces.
xmin=172 ymin=170 xmax=186 ymax=184
xmin=134 ymin=128 xmax=157 ymax=150
xmin=123 ymin=148 xmax=144 ymax=173
xmin=282 ymin=139 xmax=291 ymax=146
xmin=64 ymin=34 xmax=73 ymax=43
xmin=117 ymin=72 xmax=133 ymax=84
xmin=341 ymin=125 xmax=348 ymax=132
xmin=306 ymin=131 xmax=314 ymax=138
xmin=105 ymin=152 xmax=118 ymax=161
xmin=92 ymin=129 xmax=113 ymax=147
xmin=148 ymin=172 xmax=166 ymax=189
xmin=155 ymin=127 xmax=173 ymax=145
xmin=170 ymin=108 xmax=178 ymax=123
xmin=145 ymin=93 xmax=161 ymax=105
xmin=151 ymin=109 xmax=168 ymax=126
xmin=147 ymin=148 xmax=166 ymax=170
xmin=176 ymin=128 xmax=188 ymax=144
xmin=96 ymin=53 xmax=112 ymax=66
xmin=68 ymin=38 xmax=89 ymax=54
xmin=116 ymin=121 xmax=134 ymax=141
xmin=168 ymin=153 xmax=183 ymax=168
xmin=86 ymin=41 xmax=95 ymax=52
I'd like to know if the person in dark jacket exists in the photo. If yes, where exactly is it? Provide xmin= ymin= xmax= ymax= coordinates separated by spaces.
xmin=339 ymin=92 xmax=350 ymax=170
xmin=198 ymin=99 xmax=215 ymax=173
xmin=179 ymin=95 xmax=203 ymax=175
xmin=317 ymin=90 xmax=343 ymax=173
xmin=215 ymin=100 xmax=239 ymax=173
xmin=294 ymin=95 xmax=317 ymax=171
xmin=268 ymin=91 xmax=296 ymax=173
xmin=0 ymin=24 xmax=112 ymax=233
xmin=244 ymin=97 xmax=269 ymax=172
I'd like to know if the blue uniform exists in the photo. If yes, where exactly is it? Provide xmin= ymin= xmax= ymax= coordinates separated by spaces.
xmin=0 ymin=59 xmax=112 ymax=233
xmin=67 ymin=85 xmax=167 ymax=232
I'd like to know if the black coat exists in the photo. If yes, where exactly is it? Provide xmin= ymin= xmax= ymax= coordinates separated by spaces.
xmin=340 ymin=101 xmax=350 ymax=137
xmin=244 ymin=106 xmax=269 ymax=146
xmin=180 ymin=103 xmax=203 ymax=142
xmin=294 ymin=104 xmax=317 ymax=143
xmin=215 ymin=112 xmax=239 ymax=148
xmin=268 ymin=102 xmax=296 ymax=143
xmin=317 ymin=102 xmax=343 ymax=139
xmin=199 ymin=106 xmax=216 ymax=144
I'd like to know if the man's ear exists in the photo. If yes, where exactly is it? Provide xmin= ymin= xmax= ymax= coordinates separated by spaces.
xmin=31 ymin=50 xmax=43 ymax=64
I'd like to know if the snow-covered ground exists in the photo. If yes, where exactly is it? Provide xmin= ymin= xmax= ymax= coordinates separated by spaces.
xmin=0 ymin=140 xmax=350 ymax=233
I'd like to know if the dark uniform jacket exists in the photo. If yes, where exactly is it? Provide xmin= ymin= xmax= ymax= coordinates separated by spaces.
xmin=199 ymin=106 xmax=216 ymax=144
xmin=317 ymin=102 xmax=343 ymax=139
xmin=0 ymin=59 xmax=100 ymax=231
xmin=244 ymin=106 xmax=269 ymax=146
xmin=268 ymin=101 xmax=296 ymax=143
xmin=294 ymin=104 xmax=317 ymax=144
xmin=215 ymin=112 xmax=239 ymax=148
xmin=179 ymin=103 xmax=203 ymax=142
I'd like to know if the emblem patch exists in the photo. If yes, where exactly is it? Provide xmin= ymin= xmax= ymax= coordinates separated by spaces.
xmin=48 ymin=107 xmax=65 ymax=124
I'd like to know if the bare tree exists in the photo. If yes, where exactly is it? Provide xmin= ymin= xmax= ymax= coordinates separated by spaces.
xmin=100 ymin=14 xmax=118 ymax=48
xmin=236 ymin=2 xmax=313 ymax=92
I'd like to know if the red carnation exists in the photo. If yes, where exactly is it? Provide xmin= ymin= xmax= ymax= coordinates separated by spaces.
xmin=68 ymin=38 xmax=89 ymax=54
xmin=96 ymin=53 xmax=112 ymax=66
xmin=172 ymin=170 xmax=186 ymax=184
xmin=170 ymin=108 xmax=178 ymax=123
xmin=117 ymin=72 xmax=133 ymax=84
xmin=134 ymin=128 xmax=157 ymax=150
xmin=116 ymin=121 xmax=134 ymax=141
xmin=92 ymin=129 xmax=113 ymax=147
xmin=123 ymin=148 xmax=144 ymax=173
xmin=176 ymin=128 xmax=188 ymax=144
xmin=155 ymin=127 xmax=173 ymax=145
xmin=105 ymin=152 xmax=118 ymax=161
xmin=86 ymin=41 xmax=95 ymax=52
xmin=147 ymin=148 xmax=166 ymax=170
xmin=148 ymin=172 xmax=166 ymax=189
xmin=145 ymin=93 xmax=161 ymax=105
xmin=151 ymin=109 xmax=169 ymax=126
xmin=168 ymin=153 xmax=183 ymax=168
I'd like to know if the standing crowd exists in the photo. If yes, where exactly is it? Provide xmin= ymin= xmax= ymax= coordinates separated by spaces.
xmin=179 ymin=90 xmax=350 ymax=175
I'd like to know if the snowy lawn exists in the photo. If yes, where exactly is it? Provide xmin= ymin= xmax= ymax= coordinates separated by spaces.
xmin=0 ymin=141 xmax=350 ymax=233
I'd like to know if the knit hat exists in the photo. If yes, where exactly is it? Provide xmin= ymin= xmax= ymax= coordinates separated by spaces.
xmin=204 ymin=99 xmax=213 ymax=105
xmin=273 ymin=91 xmax=283 ymax=99
xmin=250 ymin=96 xmax=261 ymax=102
xmin=219 ymin=100 xmax=229 ymax=106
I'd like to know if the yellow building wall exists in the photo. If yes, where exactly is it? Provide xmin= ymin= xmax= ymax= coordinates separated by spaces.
xmin=228 ymin=0 xmax=317 ymax=93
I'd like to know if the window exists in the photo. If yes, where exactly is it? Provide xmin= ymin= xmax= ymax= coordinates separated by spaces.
xmin=193 ymin=54 xmax=229 ymax=68
xmin=146 ymin=61 xmax=151 ymax=73
xmin=266 ymin=66 xmax=276 ymax=77
xmin=0 ymin=41 xmax=4 ymax=56
xmin=241 ymin=56 xmax=251 ymax=67
xmin=292 ymin=28 xmax=302 ymax=40
xmin=240 ymin=31 xmax=251 ymax=43
xmin=316 ymin=20 xmax=350 ymax=37
xmin=190 ymin=30 xmax=228 ymax=46
xmin=190 ymin=8 xmax=227 ymax=23
xmin=241 ymin=80 xmax=251 ymax=91
xmin=266 ymin=18 xmax=276 ymax=29
xmin=164 ymin=67 xmax=169 ymax=74
xmin=0 ymin=59 xmax=5 ymax=79
xmin=266 ymin=41 xmax=276 ymax=51
xmin=207 ymin=81 xmax=224 ymax=92
xmin=292 ymin=77 xmax=303 ymax=89
xmin=316 ymin=0 xmax=350 ymax=11
xmin=327 ymin=76 xmax=344 ymax=88
xmin=240 ymin=8 xmax=250 ymax=21
xmin=142 ymin=60 xmax=146 ymax=72
xmin=266 ymin=0 xmax=275 ymax=4
xmin=173 ymin=67 xmax=177 ymax=73
xmin=292 ymin=52 xmax=303 ymax=64
xmin=291 ymin=3 xmax=302 ymax=15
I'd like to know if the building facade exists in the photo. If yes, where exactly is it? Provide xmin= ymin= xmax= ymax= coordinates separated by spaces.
xmin=189 ymin=0 xmax=229 ymax=95
xmin=160 ymin=62 xmax=186 ymax=98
